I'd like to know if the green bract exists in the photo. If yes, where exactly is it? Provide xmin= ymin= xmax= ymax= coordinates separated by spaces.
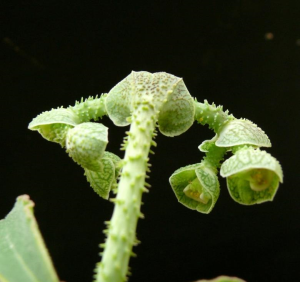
xmin=66 ymin=122 xmax=108 ymax=171
xmin=169 ymin=163 xmax=220 ymax=214
xmin=216 ymin=119 xmax=271 ymax=148
xmin=65 ymin=123 xmax=121 ymax=199
xmin=27 ymin=97 xmax=118 ymax=199
xmin=220 ymin=147 xmax=283 ymax=205
xmin=85 ymin=151 xmax=121 ymax=199
xmin=28 ymin=108 xmax=80 ymax=146
xmin=105 ymin=71 xmax=195 ymax=137
xmin=198 ymin=136 xmax=218 ymax=153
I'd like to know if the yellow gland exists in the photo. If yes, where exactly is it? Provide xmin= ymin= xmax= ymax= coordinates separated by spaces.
xmin=183 ymin=178 xmax=211 ymax=204
xmin=248 ymin=169 xmax=273 ymax=191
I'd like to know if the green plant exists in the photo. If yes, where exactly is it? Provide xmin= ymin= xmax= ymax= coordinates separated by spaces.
xmin=0 ymin=71 xmax=283 ymax=282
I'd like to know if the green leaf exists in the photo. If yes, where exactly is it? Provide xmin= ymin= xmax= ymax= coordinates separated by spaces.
xmin=216 ymin=119 xmax=271 ymax=148
xmin=0 ymin=195 xmax=59 ymax=282
xmin=169 ymin=163 xmax=220 ymax=214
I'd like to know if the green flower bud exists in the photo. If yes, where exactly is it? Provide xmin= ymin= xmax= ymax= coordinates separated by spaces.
xmin=66 ymin=122 xmax=108 ymax=171
xmin=169 ymin=163 xmax=220 ymax=214
xmin=220 ymin=147 xmax=283 ymax=205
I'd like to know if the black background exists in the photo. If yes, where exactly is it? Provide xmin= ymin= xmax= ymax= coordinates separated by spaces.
xmin=1 ymin=1 xmax=300 ymax=282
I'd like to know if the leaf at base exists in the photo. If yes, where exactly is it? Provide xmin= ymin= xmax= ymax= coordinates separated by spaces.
xmin=0 ymin=195 xmax=59 ymax=282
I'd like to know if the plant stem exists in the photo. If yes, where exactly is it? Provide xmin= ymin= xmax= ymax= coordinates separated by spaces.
xmin=71 ymin=94 xmax=108 ymax=123
xmin=96 ymin=102 xmax=156 ymax=282
xmin=202 ymin=144 xmax=227 ymax=172
xmin=194 ymin=100 xmax=234 ymax=133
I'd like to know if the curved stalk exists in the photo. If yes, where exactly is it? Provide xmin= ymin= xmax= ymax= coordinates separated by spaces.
xmin=96 ymin=102 xmax=156 ymax=282
xmin=194 ymin=100 xmax=234 ymax=133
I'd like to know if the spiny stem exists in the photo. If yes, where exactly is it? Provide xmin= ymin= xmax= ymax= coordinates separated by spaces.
xmin=202 ymin=144 xmax=227 ymax=172
xmin=194 ymin=99 xmax=234 ymax=133
xmin=96 ymin=102 xmax=156 ymax=282
xmin=71 ymin=94 xmax=108 ymax=123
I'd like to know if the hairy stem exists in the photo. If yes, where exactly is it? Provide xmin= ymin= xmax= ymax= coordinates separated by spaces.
xmin=202 ymin=144 xmax=227 ymax=172
xmin=71 ymin=94 xmax=108 ymax=123
xmin=194 ymin=100 xmax=234 ymax=133
xmin=96 ymin=102 xmax=156 ymax=282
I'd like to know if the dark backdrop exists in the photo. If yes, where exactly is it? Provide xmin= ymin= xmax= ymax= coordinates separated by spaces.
xmin=1 ymin=1 xmax=300 ymax=282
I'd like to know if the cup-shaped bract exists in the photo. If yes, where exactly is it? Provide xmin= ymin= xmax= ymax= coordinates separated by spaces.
xmin=85 ymin=151 xmax=121 ymax=199
xmin=66 ymin=122 xmax=108 ymax=171
xmin=28 ymin=108 xmax=80 ymax=146
xmin=215 ymin=119 xmax=271 ymax=148
xmin=169 ymin=163 xmax=220 ymax=214
xmin=220 ymin=148 xmax=283 ymax=205
xmin=105 ymin=71 xmax=195 ymax=137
